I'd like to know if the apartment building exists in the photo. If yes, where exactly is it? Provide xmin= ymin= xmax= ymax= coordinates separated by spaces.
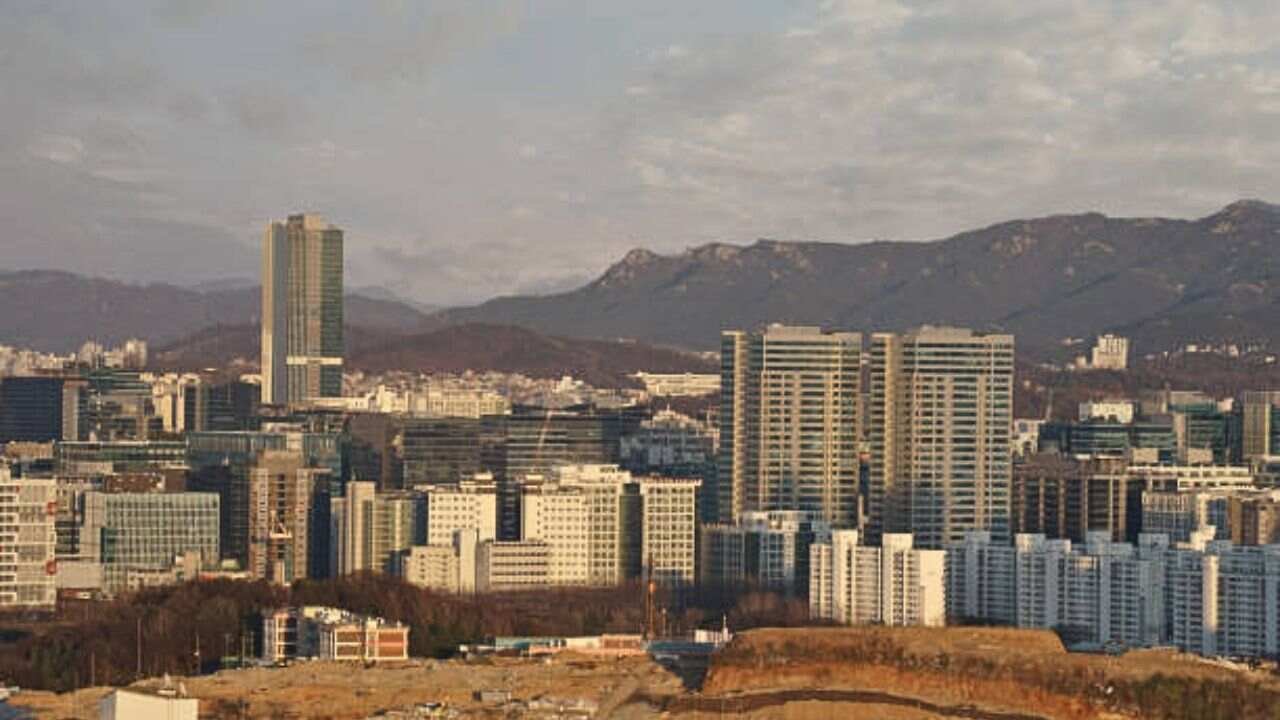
xmin=809 ymin=530 xmax=946 ymax=627
xmin=718 ymin=325 xmax=862 ymax=527
xmin=948 ymin=532 xmax=1168 ymax=650
xmin=869 ymin=327 xmax=1014 ymax=548
xmin=0 ymin=468 xmax=56 ymax=609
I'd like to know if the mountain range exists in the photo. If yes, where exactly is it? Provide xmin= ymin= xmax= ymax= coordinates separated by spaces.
xmin=438 ymin=200 xmax=1280 ymax=354
xmin=0 ymin=271 xmax=430 ymax=353
xmin=6 ymin=200 xmax=1280 ymax=360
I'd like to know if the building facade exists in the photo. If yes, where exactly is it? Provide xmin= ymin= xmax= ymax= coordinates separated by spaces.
xmin=718 ymin=325 xmax=862 ymax=527
xmin=0 ymin=469 xmax=56 ymax=609
xmin=869 ymin=327 xmax=1014 ymax=548
xmin=261 ymin=214 xmax=344 ymax=405
xmin=809 ymin=530 xmax=946 ymax=627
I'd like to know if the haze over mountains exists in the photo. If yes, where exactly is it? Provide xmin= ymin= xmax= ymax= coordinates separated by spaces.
xmin=7 ymin=200 xmax=1280 ymax=359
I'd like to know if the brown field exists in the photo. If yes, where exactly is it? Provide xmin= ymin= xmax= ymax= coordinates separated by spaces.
xmin=13 ymin=627 xmax=1280 ymax=719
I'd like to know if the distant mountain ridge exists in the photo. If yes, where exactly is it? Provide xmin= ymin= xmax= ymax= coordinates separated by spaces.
xmin=0 ymin=270 xmax=431 ymax=353
xmin=150 ymin=322 xmax=713 ymax=387
xmin=435 ymin=200 xmax=1280 ymax=355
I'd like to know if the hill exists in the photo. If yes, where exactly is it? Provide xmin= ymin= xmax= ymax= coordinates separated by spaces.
xmin=436 ymin=200 xmax=1280 ymax=354
xmin=151 ymin=322 xmax=714 ymax=386
xmin=0 ymin=271 xmax=430 ymax=353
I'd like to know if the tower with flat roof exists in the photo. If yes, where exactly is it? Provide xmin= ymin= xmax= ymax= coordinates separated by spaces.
xmin=261 ymin=214 xmax=344 ymax=405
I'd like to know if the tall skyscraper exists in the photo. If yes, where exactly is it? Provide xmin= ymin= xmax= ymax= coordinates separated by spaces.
xmin=868 ymin=326 xmax=1014 ymax=548
xmin=717 ymin=325 xmax=861 ymax=527
xmin=261 ymin=214 xmax=345 ymax=406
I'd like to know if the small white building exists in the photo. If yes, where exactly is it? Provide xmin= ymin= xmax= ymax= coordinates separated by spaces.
xmin=99 ymin=688 xmax=197 ymax=720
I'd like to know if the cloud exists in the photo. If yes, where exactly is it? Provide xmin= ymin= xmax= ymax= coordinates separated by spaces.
xmin=614 ymin=0 xmax=1280 ymax=242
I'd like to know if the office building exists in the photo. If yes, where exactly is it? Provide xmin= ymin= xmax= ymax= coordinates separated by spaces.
xmin=1013 ymin=455 xmax=1138 ymax=543
xmin=718 ymin=325 xmax=861 ymax=527
xmin=619 ymin=408 xmax=716 ymax=478
xmin=188 ymin=427 xmax=343 ymax=569
xmin=330 ymin=481 xmax=425 ymax=576
xmin=1238 ymin=391 xmax=1280 ymax=460
xmin=519 ymin=464 xmax=696 ymax=587
xmin=481 ymin=408 xmax=633 ymax=539
xmin=699 ymin=510 xmax=831 ymax=596
xmin=638 ymin=476 xmax=700 ymax=585
xmin=400 ymin=529 xmax=552 ymax=593
xmin=869 ymin=327 xmax=1014 ymax=548
xmin=0 ymin=376 xmax=81 ymax=443
xmin=401 ymin=417 xmax=482 ymax=488
xmin=424 ymin=476 xmax=498 ymax=545
xmin=261 ymin=213 xmax=344 ymax=405
xmin=809 ymin=530 xmax=946 ymax=627
xmin=80 ymin=491 xmax=219 ymax=593
xmin=346 ymin=413 xmax=404 ymax=490
xmin=0 ymin=469 xmax=56 ymax=609
xmin=56 ymin=440 xmax=187 ymax=476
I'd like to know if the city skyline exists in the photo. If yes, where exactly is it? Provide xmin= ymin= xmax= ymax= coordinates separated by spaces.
xmin=5 ymin=2 xmax=1280 ymax=306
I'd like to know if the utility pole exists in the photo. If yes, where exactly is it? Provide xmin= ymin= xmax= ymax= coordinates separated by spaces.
xmin=136 ymin=616 xmax=143 ymax=679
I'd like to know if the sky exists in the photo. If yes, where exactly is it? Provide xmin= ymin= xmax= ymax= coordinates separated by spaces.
xmin=4 ymin=0 xmax=1280 ymax=306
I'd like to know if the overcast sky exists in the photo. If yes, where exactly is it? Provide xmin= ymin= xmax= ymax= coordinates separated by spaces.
xmin=4 ymin=1 xmax=1279 ymax=305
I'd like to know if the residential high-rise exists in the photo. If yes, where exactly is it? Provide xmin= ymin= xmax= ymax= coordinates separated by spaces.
xmin=717 ymin=325 xmax=861 ymax=527
xmin=869 ymin=327 xmax=1014 ymax=548
xmin=261 ymin=214 xmax=344 ymax=406
xmin=0 ymin=468 xmax=56 ymax=609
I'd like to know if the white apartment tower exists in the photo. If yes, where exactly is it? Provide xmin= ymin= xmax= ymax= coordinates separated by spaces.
xmin=261 ymin=213 xmax=344 ymax=405
xmin=0 ymin=468 xmax=56 ymax=609
xmin=810 ymin=530 xmax=946 ymax=627
xmin=869 ymin=327 xmax=1014 ymax=548
xmin=718 ymin=325 xmax=861 ymax=527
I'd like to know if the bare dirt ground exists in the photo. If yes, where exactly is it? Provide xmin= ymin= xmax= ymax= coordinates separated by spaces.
xmin=13 ymin=627 xmax=1280 ymax=719
xmin=12 ymin=653 xmax=684 ymax=719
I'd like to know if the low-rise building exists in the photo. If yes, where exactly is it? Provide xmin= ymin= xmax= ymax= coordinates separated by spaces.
xmin=262 ymin=606 xmax=410 ymax=663
xmin=99 ymin=687 xmax=197 ymax=720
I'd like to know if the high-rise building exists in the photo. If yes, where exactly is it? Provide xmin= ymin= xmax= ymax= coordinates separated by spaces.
xmin=247 ymin=450 xmax=331 ymax=584
xmin=1013 ymin=455 xmax=1138 ymax=543
xmin=717 ymin=325 xmax=861 ymax=527
xmin=869 ymin=327 xmax=1014 ymax=549
xmin=0 ymin=376 xmax=82 ymax=443
xmin=261 ymin=214 xmax=344 ymax=405
xmin=0 ymin=468 xmax=56 ymax=609
xmin=809 ymin=530 xmax=946 ymax=627
xmin=330 ymin=481 xmax=425 ymax=576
